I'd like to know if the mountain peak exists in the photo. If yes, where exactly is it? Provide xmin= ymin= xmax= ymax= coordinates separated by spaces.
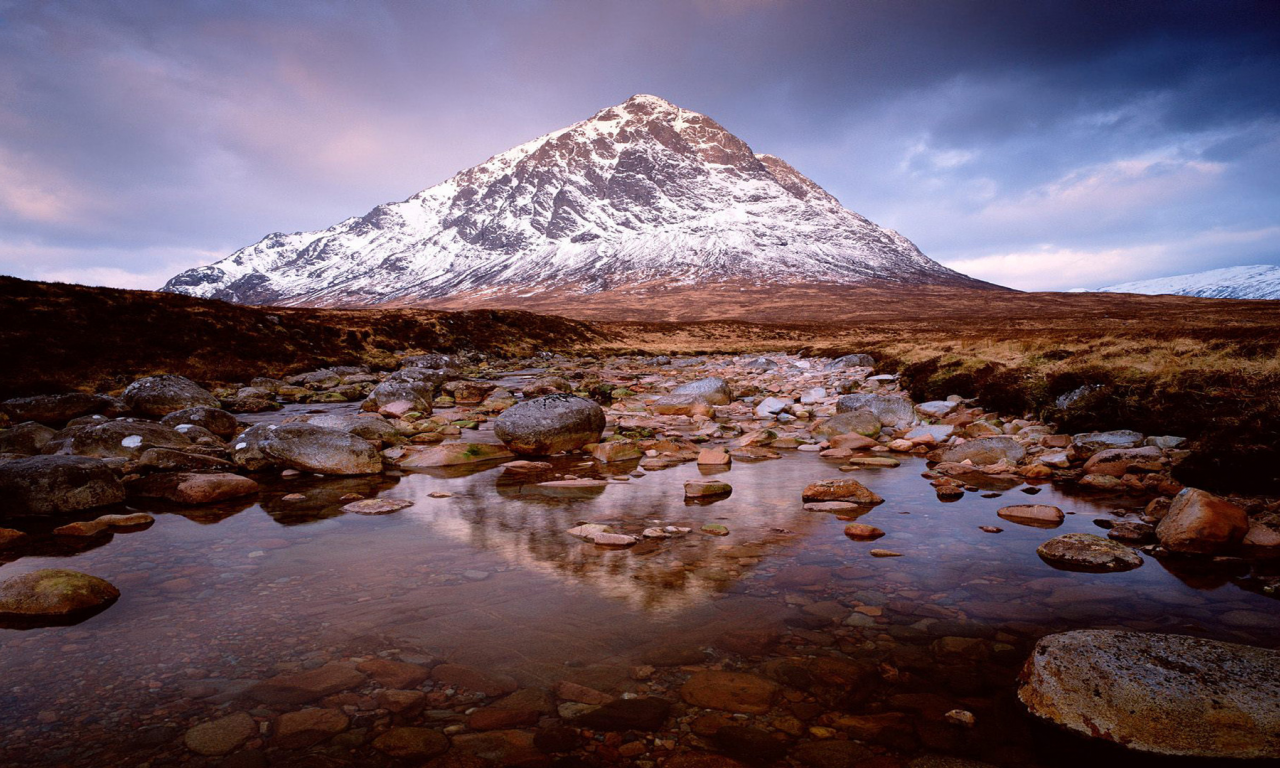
xmin=162 ymin=96 xmax=985 ymax=307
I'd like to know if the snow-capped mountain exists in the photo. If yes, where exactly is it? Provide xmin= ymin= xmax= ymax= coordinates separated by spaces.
xmin=1100 ymin=265 xmax=1280 ymax=300
xmin=163 ymin=94 xmax=984 ymax=306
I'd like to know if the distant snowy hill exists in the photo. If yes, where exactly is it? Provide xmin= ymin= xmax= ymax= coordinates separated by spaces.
xmin=1100 ymin=265 xmax=1280 ymax=300
xmin=162 ymin=94 xmax=987 ymax=307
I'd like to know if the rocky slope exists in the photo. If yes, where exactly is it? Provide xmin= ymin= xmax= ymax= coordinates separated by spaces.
xmin=162 ymin=94 xmax=987 ymax=307
xmin=1100 ymin=264 xmax=1280 ymax=300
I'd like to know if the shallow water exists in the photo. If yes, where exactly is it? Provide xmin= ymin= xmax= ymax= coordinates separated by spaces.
xmin=2 ymin=408 xmax=1277 ymax=766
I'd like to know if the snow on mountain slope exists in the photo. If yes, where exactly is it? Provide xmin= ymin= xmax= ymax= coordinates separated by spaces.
xmin=163 ymin=94 xmax=984 ymax=307
xmin=1100 ymin=265 xmax=1280 ymax=300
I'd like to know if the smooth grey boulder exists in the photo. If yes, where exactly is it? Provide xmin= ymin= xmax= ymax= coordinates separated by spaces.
xmin=938 ymin=436 xmax=1025 ymax=466
xmin=304 ymin=413 xmax=401 ymax=445
xmin=825 ymin=353 xmax=875 ymax=370
xmin=742 ymin=357 xmax=778 ymax=371
xmin=123 ymin=375 xmax=219 ymax=418
xmin=363 ymin=379 xmax=434 ymax=416
xmin=812 ymin=410 xmax=881 ymax=438
xmin=670 ymin=377 xmax=733 ymax=405
xmin=231 ymin=423 xmax=381 ymax=475
xmin=160 ymin=407 xmax=239 ymax=439
xmin=836 ymin=394 xmax=916 ymax=427
xmin=1070 ymin=429 xmax=1145 ymax=459
xmin=0 ymin=422 xmax=57 ymax=455
xmin=1019 ymin=630 xmax=1280 ymax=759
xmin=54 ymin=419 xmax=191 ymax=460
xmin=0 ymin=455 xmax=126 ymax=516
xmin=493 ymin=394 xmax=605 ymax=456
xmin=916 ymin=400 xmax=959 ymax=419
xmin=0 ymin=393 xmax=124 ymax=426
xmin=1036 ymin=532 xmax=1142 ymax=572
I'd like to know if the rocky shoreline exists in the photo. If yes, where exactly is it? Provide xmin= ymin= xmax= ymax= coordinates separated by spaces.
xmin=1 ymin=350 xmax=1278 ymax=766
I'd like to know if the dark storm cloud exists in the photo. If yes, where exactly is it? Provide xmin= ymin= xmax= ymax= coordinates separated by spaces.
xmin=0 ymin=0 xmax=1277 ymax=290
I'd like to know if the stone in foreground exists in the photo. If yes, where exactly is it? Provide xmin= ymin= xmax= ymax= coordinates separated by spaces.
xmin=0 ymin=455 xmax=126 ymax=517
xmin=1156 ymin=487 xmax=1248 ymax=554
xmin=123 ymin=374 xmax=220 ymax=418
xmin=1018 ymin=630 xmax=1280 ymax=759
xmin=184 ymin=712 xmax=257 ymax=756
xmin=996 ymin=504 xmax=1064 ymax=528
xmin=685 ymin=479 xmax=732 ymax=499
xmin=0 ymin=568 xmax=120 ymax=626
xmin=493 ymin=394 xmax=605 ymax=455
xmin=1036 ymin=533 xmax=1142 ymax=572
xmin=801 ymin=478 xmax=883 ymax=504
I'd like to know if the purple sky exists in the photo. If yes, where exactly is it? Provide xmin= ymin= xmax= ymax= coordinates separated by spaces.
xmin=1 ymin=0 xmax=1277 ymax=291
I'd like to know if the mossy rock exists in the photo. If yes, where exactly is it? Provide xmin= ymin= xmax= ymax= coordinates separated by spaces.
xmin=0 ymin=568 xmax=120 ymax=627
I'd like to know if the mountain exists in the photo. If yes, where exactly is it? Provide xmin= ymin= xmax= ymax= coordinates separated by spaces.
xmin=162 ymin=94 xmax=990 ymax=307
xmin=1099 ymin=265 xmax=1280 ymax=300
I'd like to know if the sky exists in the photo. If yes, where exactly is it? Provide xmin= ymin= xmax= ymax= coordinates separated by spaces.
xmin=0 ymin=0 xmax=1277 ymax=292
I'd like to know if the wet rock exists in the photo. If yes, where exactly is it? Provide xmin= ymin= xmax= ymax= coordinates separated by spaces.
xmin=672 ymin=376 xmax=734 ymax=405
xmin=700 ymin=523 xmax=730 ymax=536
xmin=685 ymin=479 xmax=732 ymax=498
xmin=160 ymin=407 xmax=239 ymax=439
xmin=938 ymin=436 xmax=1025 ymax=466
xmin=0 ymin=455 xmax=125 ymax=516
xmin=0 ymin=528 xmax=27 ymax=548
xmin=0 ymin=568 xmax=120 ymax=626
xmin=493 ymin=394 xmax=605 ymax=455
xmin=1244 ymin=520 xmax=1280 ymax=547
xmin=397 ymin=442 xmax=515 ymax=467
xmin=123 ymin=375 xmax=219 ymax=418
xmin=128 ymin=472 xmax=259 ymax=504
xmin=825 ymin=353 xmax=874 ymax=370
xmin=431 ymin=664 xmax=518 ymax=696
xmin=0 ymin=393 xmax=123 ymax=426
xmin=1083 ymin=445 xmax=1163 ymax=477
xmin=234 ymin=423 xmax=382 ymax=475
xmin=697 ymin=447 xmax=732 ymax=466
xmin=801 ymin=478 xmax=883 ymax=504
xmin=640 ymin=644 xmax=708 ymax=666
xmin=248 ymin=663 xmax=367 ymax=704
xmin=835 ymin=394 xmax=915 ymax=427
xmin=52 ymin=519 xmax=109 ymax=537
xmin=843 ymin=523 xmax=885 ymax=540
xmin=592 ymin=440 xmax=642 ymax=463
xmin=1155 ymin=487 xmax=1248 ymax=554
xmin=996 ymin=504 xmax=1064 ymax=528
xmin=0 ymin=421 xmax=56 ymax=454
xmin=184 ymin=712 xmax=257 ymax=756
xmin=342 ymin=498 xmax=413 ymax=515
xmin=754 ymin=396 xmax=791 ymax=418
xmin=845 ymin=456 xmax=900 ymax=467
xmin=356 ymin=658 xmax=431 ymax=688
xmin=681 ymin=671 xmax=778 ymax=714
xmin=759 ymin=656 xmax=877 ymax=709
xmin=450 ymin=729 xmax=540 ymax=764
xmin=304 ymin=413 xmax=400 ymax=445
xmin=574 ymin=697 xmax=672 ymax=730
xmin=60 ymin=419 xmax=192 ymax=459
xmin=132 ymin=447 xmax=234 ymax=472
xmin=1036 ymin=533 xmax=1143 ymax=572
xmin=364 ymin=379 xmax=435 ymax=418
xmin=1018 ymin=629 xmax=1280 ymax=759
xmin=811 ymin=410 xmax=880 ymax=438
xmin=905 ymin=424 xmax=954 ymax=443
xmin=1070 ymin=429 xmax=1145 ymax=458
xmin=372 ymin=727 xmax=450 ymax=759
xmin=275 ymin=708 xmax=349 ymax=749
xmin=1107 ymin=520 xmax=1155 ymax=543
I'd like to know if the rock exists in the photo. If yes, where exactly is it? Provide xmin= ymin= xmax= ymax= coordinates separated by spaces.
xmin=792 ymin=740 xmax=873 ymax=768
xmin=492 ymin=394 xmax=605 ymax=455
xmin=1 ymin=393 xmax=124 ymax=426
xmin=700 ymin=523 xmax=729 ymax=536
xmin=1071 ymin=430 xmax=1145 ymax=458
xmin=685 ymin=479 xmax=732 ymax=498
xmin=835 ymin=394 xmax=915 ymax=427
xmin=184 ymin=712 xmax=257 ymax=756
xmin=123 ymin=375 xmax=219 ymax=418
xmin=870 ymin=548 xmax=903 ymax=557
xmin=592 ymin=440 xmax=642 ymax=463
xmin=0 ymin=569 xmax=120 ymax=625
xmin=812 ymin=410 xmax=881 ymax=438
xmin=803 ymin=501 xmax=862 ymax=513
xmin=996 ymin=504 xmax=1064 ymax=528
xmin=357 ymin=659 xmax=431 ymax=688
xmin=801 ymin=478 xmax=883 ymax=504
xmin=0 ymin=528 xmax=28 ymax=548
xmin=905 ymin=424 xmax=954 ymax=443
xmin=304 ymin=413 xmax=400 ymax=444
xmin=0 ymin=422 xmax=56 ymax=454
xmin=235 ymin=423 xmax=382 ymax=475
xmin=128 ymin=472 xmax=260 ymax=504
xmin=665 ymin=755 xmax=751 ymax=768
xmin=1036 ymin=533 xmax=1143 ymax=572
xmin=275 ymin=708 xmax=349 ymax=749
xmin=938 ymin=436 xmax=1025 ymax=466
xmin=845 ymin=456 xmax=900 ymax=467
xmin=1155 ymin=488 xmax=1248 ymax=554
xmin=1018 ymin=629 xmax=1280 ymax=759
xmin=828 ymin=433 xmax=879 ymax=450
xmin=450 ymin=729 xmax=541 ymax=764
xmin=825 ymin=353 xmax=875 ymax=370
xmin=713 ymin=725 xmax=787 ymax=765
xmin=555 ymin=681 xmax=613 ymax=704
xmin=364 ymin=379 xmax=435 ymax=417
xmin=843 ymin=523 xmax=885 ymax=540
xmin=1107 ymin=520 xmax=1155 ymax=543
xmin=52 ymin=519 xmax=110 ymax=537
xmin=248 ymin=663 xmax=367 ymax=704
xmin=697 ymin=447 xmax=731 ymax=466
xmin=742 ymin=356 xmax=778 ymax=371
xmin=160 ymin=407 xmax=239 ymax=438
xmin=1244 ymin=520 xmax=1280 ymax=547
xmin=431 ymin=664 xmax=518 ymax=696
xmin=372 ymin=727 xmax=450 ymax=759
xmin=60 ymin=419 xmax=192 ymax=459
xmin=1083 ymin=446 xmax=1162 ymax=477
xmin=132 ymin=447 xmax=234 ymax=473
xmin=574 ymin=697 xmax=672 ymax=731
xmin=342 ymin=498 xmax=413 ymax=515
xmin=0 ymin=455 xmax=125 ymax=516
xmin=653 ymin=394 xmax=716 ymax=417
xmin=671 ymin=377 xmax=733 ymax=405
xmin=754 ymin=396 xmax=791 ymax=418
xmin=681 ymin=671 xmax=778 ymax=714
xmin=396 ymin=442 xmax=515 ymax=467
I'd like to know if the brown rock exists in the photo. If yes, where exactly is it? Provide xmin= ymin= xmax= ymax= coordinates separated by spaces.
xmin=1156 ymin=488 xmax=1249 ymax=554
xmin=697 ymin=447 xmax=732 ymax=466
xmin=184 ymin=712 xmax=257 ymax=756
xmin=681 ymin=671 xmax=778 ymax=714
xmin=592 ymin=440 xmax=643 ymax=463
xmin=801 ymin=478 xmax=883 ymax=504
xmin=431 ymin=664 xmax=518 ymax=696
xmin=843 ymin=523 xmax=885 ymax=540
xmin=274 ymin=708 xmax=349 ymax=749
xmin=357 ymin=659 xmax=430 ymax=689
xmin=372 ymin=727 xmax=450 ymax=759
xmin=376 ymin=689 xmax=426 ymax=714
xmin=248 ymin=663 xmax=366 ymax=705
xmin=555 ymin=680 xmax=612 ymax=705
xmin=685 ymin=479 xmax=732 ymax=498
xmin=997 ymin=504 xmax=1064 ymax=528
xmin=129 ymin=472 xmax=259 ymax=504
xmin=0 ymin=528 xmax=27 ymax=548
xmin=451 ymin=729 xmax=541 ymax=764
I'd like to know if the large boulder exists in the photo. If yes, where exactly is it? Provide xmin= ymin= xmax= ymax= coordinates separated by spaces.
xmin=0 ymin=455 xmax=126 ymax=516
xmin=304 ymin=413 xmax=401 ymax=445
xmin=811 ymin=410 xmax=881 ymax=438
xmin=670 ymin=377 xmax=733 ymax=406
xmin=1018 ymin=630 xmax=1280 ymax=759
xmin=825 ymin=353 xmax=875 ymax=370
xmin=0 ymin=568 xmax=120 ymax=626
xmin=397 ymin=443 xmax=515 ymax=468
xmin=363 ymin=379 xmax=434 ymax=417
xmin=493 ymin=394 xmax=605 ymax=456
xmin=1156 ymin=488 xmax=1248 ymax=554
xmin=0 ymin=422 xmax=57 ymax=455
xmin=123 ymin=375 xmax=219 ymax=418
xmin=1036 ymin=533 xmax=1143 ymax=572
xmin=231 ymin=424 xmax=382 ymax=475
xmin=835 ymin=394 xmax=916 ymax=427
xmin=55 ymin=419 xmax=191 ymax=460
xmin=1070 ymin=430 xmax=1145 ymax=459
xmin=1082 ymin=446 xmax=1162 ymax=477
xmin=937 ymin=436 xmax=1025 ymax=466
xmin=0 ymin=393 xmax=124 ymax=426
xmin=160 ymin=407 xmax=239 ymax=439
xmin=128 ymin=472 xmax=260 ymax=504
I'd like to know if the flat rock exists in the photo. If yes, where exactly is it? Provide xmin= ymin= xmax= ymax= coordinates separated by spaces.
xmin=184 ymin=712 xmax=257 ymax=756
xmin=342 ymin=498 xmax=414 ymax=515
xmin=0 ymin=568 xmax=120 ymax=626
xmin=356 ymin=659 xmax=431 ymax=688
xmin=997 ymin=504 xmax=1064 ymax=528
xmin=431 ymin=663 xmax=518 ymax=696
xmin=843 ymin=523 xmax=885 ymax=540
xmin=1018 ymin=629 xmax=1280 ymax=759
xmin=397 ymin=442 xmax=514 ymax=467
xmin=247 ymin=663 xmax=366 ymax=704
xmin=681 ymin=671 xmax=778 ymax=714
xmin=801 ymin=478 xmax=883 ymax=504
xmin=938 ymin=436 xmax=1025 ymax=466
xmin=1036 ymin=533 xmax=1142 ymax=572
